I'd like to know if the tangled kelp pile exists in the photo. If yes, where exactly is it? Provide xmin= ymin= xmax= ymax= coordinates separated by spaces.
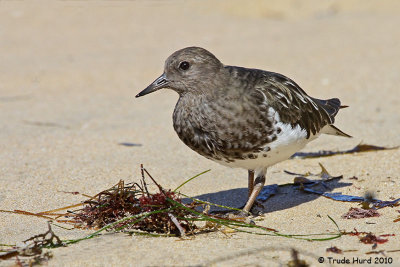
xmin=72 ymin=175 xmax=196 ymax=235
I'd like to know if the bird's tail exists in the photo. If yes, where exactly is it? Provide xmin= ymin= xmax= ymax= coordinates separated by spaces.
xmin=311 ymin=97 xmax=342 ymax=120
xmin=312 ymin=97 xmax=352 ymax=138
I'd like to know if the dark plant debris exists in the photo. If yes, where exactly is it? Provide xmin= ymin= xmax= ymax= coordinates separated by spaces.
xmin=343 ymin=228 xmax=369 ymax=236
xmin=71 ymin=165 xmax=198 ymax=236
xmin=291 ymin=143 xmax=398 ymax=159
xmin=359 ymin=233 xmax=389 ymax=245
xmin=341 ymin=207 xmax=380 ymax=219
xmin=341 ymin=229 xmax=394 ymax=248
xmin=326 ymin=246 xmax=343 ymax=254
xmin=0 ymin=222 xmax=60 ymax=265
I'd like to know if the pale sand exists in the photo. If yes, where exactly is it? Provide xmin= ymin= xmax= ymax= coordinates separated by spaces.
xmin=1 ymin=0 xmax=400 ymax=266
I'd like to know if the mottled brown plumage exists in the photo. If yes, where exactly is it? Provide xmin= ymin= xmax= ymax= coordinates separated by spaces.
xmin=136 ymin=47 xmax=350 ymax=214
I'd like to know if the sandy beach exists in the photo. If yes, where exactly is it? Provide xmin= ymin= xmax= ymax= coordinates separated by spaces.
xmin=1 ymin=0 xmax=400 ymax=266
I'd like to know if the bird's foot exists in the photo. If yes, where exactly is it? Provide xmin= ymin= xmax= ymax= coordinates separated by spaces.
xmin=227 ymin=212 xmax=255 ymax=225
xmin=248 ymin=200 xmax=265 ymax=216
xmin=239 ymin=200 xmax=265 ymax=216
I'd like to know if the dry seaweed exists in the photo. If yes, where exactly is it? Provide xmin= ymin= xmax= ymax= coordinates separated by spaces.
xmin=291 ymin=143 xmax=398 ymax=159
xmin=71 ymin=165 xmax=198 ymax=235
xmin=359 ymin=233 xmax=389 ymax=245
xmin=341 ymin=229 xmax=395 ymax=248
xmin=0 ymin=223 xmax=60 ymax=265
xmin=326 ymin=246 xmax=343 ymax=254
xmin=343 ymin=228 xmax=369 ymax=236
xmin=341 ymin=207 xmax=380 ymax=219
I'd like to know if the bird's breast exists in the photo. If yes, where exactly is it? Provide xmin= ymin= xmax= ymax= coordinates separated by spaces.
xmin=172 ymin=95 xmax=282 ymax=162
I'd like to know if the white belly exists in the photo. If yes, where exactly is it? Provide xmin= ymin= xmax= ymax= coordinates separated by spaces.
xmin=214 ymin=121 xmax=319 ymax=172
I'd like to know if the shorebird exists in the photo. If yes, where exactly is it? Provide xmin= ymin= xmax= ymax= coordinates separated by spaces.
xmin=136 ymin=47 xmax=350 ymax=214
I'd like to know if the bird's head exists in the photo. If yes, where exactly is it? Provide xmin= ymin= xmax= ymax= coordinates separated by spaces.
xmin=136 ymin=47 xmax=223 ymax=98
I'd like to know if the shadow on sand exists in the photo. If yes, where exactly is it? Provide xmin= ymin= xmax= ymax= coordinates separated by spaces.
xmin=185 ymin=179 xmax=353 ymax=214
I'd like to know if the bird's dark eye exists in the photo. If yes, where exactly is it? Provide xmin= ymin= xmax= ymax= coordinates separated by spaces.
xmin=179 ymin=61 xmax=190 ymax=71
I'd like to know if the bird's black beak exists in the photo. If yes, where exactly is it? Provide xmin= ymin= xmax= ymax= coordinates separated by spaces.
xmin=136 ymin=73 xmax=169 ymax=98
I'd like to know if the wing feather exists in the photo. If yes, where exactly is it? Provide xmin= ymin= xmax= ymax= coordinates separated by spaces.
xmin=254 ymin=72 xmax=339 ymax=138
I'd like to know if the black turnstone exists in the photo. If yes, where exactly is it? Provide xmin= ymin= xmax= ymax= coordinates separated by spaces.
xmin=136 ymin=47 xmax=351 ymax=214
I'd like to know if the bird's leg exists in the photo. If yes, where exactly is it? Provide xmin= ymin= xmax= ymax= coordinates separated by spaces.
xmin=248 ymin=170 xmax=254 ymax=198
xmin=243 ymin=174 xmax=266 ymax=214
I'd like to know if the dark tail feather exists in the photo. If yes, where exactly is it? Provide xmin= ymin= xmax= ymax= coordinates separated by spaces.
xmin=311 ymin=97 xmax=342 ymax=121
xmin=313 ymin=97 xmax=351 ymax=138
